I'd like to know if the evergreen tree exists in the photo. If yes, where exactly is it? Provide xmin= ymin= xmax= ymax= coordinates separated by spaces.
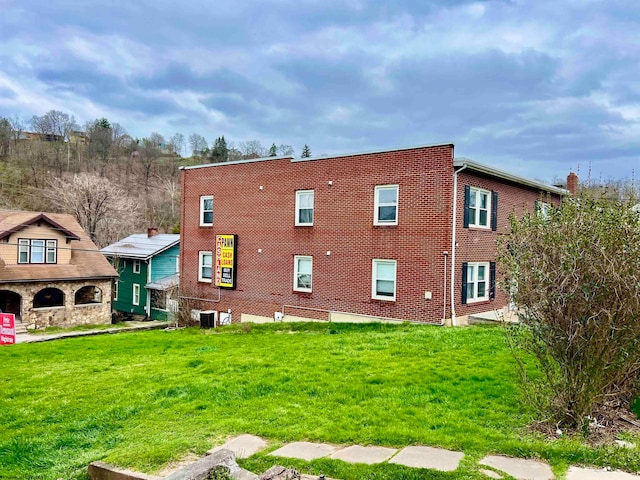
xmin=268 ymin=143 xmax=277 ymax=156
xmin=210 ymin=136 xmax=229 ymax=163
xmin=301 ymin=144 xmax=311 ymax=158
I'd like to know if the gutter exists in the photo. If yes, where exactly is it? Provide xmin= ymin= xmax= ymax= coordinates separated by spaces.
xmin=450 ymin=164 xmax=468 ymax=326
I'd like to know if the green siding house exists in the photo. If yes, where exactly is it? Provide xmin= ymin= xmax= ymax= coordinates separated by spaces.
xmin=101 ymin=229 xmax=179 ymax=320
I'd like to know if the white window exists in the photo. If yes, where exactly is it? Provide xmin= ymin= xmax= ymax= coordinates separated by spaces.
xmin=536 ymin=201 xmax=550 ymax=219
xmin=114 ymin=280 xmax=119 ymax=301
xmin=372 ymin=259 xmax=397 ymax=301
xmin=200 ymin=195 xmax=213 ymax=226
xmin=469 ymin=187 xmax=491 ymax=228
xmin=295 ymin=190 xmax=314 ymax=226
xmin=176 ymin=255 xmax=180 ymax=274
xmin=465 ymin=262 xmax=489 ymax=303
xmin=133 ymin=259 xmax=141 ymax=274
xmin=17 ymin=239 xmax=57 ymax=264
xmin=46 ymin=240 xmax=57 ymax=263
xmin=18 ymin=239 xmax=29 ymax=263
xmin=198 ymin=251 xmax=212 ymax=283
xmin=132 ymin=284 xmax=140 ymax=306
xmin=293 ymin=256 xmax=312 ymax=292
xmin=374 ymin=185 xmax=398 ymax=225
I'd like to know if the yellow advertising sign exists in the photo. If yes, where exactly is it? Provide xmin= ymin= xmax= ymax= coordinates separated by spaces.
xmin=215 ymin=234 xmax=237 ymax=289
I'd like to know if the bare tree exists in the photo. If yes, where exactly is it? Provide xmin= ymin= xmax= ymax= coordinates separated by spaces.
xmin=0 ymin=118 xmax=10 ymax=158
xmin=169 ymin=133 xmax=185 ymax=156
xmin=238 ymin=139 xmax=265 ymax=158
xmin=188 ymin=133 xmax=208 ymax=157
xmin=46 ymin=173 xmax=140 ymax=247
xmin=9 ymin=115 xmax=24 ymax=151
xmin=277 ymin=144 xmax=295 ymax=157
xmin=30 ymin=110 xmax=78 ymax=174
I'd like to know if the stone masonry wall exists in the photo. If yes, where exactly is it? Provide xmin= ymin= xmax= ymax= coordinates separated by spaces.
xmin=1 ymin=279 xmax=112 ymax=329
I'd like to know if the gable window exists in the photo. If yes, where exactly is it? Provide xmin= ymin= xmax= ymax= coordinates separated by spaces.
xmin=18 ymin=239 xmax=57 ymax=264
xmin=133 ymin=259 xmax=141 ymax=274
xmin=464 ymin=186 xmax=498 ymax=230
xmin=293 ymin=255 xmax=312 ymax=292
xmin=372 ymin=259 xmax=397 ymax=301
xmin=132 ymin=284 xmax=140 ymax=306
xmin=295 ymin=190 xmax=314 ymax=226
xmin=200 ymin=195 xmax=213 ymax=226
xmin=198 ymin=251 xmax=212 ymax=283
xmin=374 ymin=185 xmax=398 ymax=225
xmin=461 ymin=262 xmax=496 ymax=304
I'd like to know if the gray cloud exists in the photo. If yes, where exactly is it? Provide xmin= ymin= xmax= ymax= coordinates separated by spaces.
xmin=0 ymin=0 xmax=638 ymax=181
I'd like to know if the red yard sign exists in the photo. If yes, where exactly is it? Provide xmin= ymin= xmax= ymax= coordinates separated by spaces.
xmin=0 ymin=313 xmax=16 ymax=345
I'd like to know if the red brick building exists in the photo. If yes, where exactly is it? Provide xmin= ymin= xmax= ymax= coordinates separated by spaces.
xmin=179 ymin=143 xmax=566 ymax=325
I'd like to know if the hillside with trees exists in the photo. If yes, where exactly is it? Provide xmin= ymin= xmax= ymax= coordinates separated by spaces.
xmin=0 ymin=110 xmax=300 ymax=247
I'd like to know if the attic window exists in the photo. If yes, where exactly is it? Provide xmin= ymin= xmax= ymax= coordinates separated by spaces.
xmin=18 ymin=239 xmax=57 ymax=264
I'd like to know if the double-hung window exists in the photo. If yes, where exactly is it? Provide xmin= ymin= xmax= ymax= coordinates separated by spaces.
xmin=461 ymin=262 xmax=496 ymax=304
xmin=198 ymin=251 xmax=212 ymax=283
xmin=133 ymin=259 xmax=141 ymax=274
xmin=469 ymin=187 xmax=490 ymax=228
xmin=18 ymin=239 xmax=57 ymax=264
xmin=374 ymin=185 xmax=398 ymax=225
xmin=295 ymin=190 xmax=314 ymax=226
xmin=293 ymin=255 xmax=312 ymax=292
xmin=132 ymin=284 xmax=140 ymax=306
xmin=114 ymin=280 xmax=119 ymax=301
xmin=372 ymin=259 xmax=397 ymax=301
xmin=464 ymin=186 xmax=497 ymax=230
xmin=200 ymin=195 xmax=213 ymax=226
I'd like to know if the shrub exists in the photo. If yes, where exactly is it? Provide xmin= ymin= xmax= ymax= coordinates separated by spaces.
xmin=498 ymin=196 xmax=640 ymax=430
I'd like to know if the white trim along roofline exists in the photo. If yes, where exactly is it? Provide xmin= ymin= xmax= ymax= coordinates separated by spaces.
xmin=179 ymin=155 xmax=295 ymax=170
xmin=291 ymin=142 xmax=455 ymax=163
xmin=454 ymin=157 xmax=568 ymax=196
xmin=179 ymin=142 xmax=456 ymax=170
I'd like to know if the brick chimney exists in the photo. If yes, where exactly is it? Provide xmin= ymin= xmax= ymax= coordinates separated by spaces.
xmin=147 ymin=227 xmax=159 ymax=238
xmin=567 ymin=172 xmax=578 ymax=196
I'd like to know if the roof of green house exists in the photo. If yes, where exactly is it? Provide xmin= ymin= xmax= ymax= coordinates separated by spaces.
xmin=101 ymin=234 xmax=179 ymax=260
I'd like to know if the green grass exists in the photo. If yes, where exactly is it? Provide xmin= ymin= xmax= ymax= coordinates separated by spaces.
xmin=28 ymin=321 xmax=135 ymax=335
xmin=1 ymin=323 xmax=639 ymax=479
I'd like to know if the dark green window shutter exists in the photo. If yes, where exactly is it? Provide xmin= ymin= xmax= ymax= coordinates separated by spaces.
xmin=461 ymin=262 xmax=468 ymax=305
xmin=491 ymin=191 xmax=498 ymax=231
xmin=463 ymin=185 xmax=470 ymax=228
xmin=489 ymin=262 xmax=496 ymax=300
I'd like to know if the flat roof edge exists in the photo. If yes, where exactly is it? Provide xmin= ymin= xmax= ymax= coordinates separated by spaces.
xmin=454 ymin=157 xmax=569 ymax=195
xmin=180 ymin=155 xmax=294 ymax=170
xmin=291 ymin=142 xmax=455 ymax=163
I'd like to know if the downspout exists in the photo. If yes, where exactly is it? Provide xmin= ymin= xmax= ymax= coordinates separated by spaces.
xmin=450 ymin=163 xmax=468 ymax=326
xmin=442 ymin=251 xmax=448 ymax=322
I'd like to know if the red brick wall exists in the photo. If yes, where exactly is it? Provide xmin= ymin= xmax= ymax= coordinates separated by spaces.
xmin=454 ymin=171 xmax=563 ymax=318
xmin=180 ymin=147 xmax=563 ymax=324
xmin=180 ymin=145 xmax=455 ymax=324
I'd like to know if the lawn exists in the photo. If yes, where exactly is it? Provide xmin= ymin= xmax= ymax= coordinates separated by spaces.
xmin=1 ymin=323 xmax=639 ymax=480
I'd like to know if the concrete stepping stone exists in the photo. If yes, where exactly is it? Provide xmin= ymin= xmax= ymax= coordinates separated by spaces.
xmin=330 ymin=445 xmax=397 ymax=465
xmin=567 ymin=466 xmax=640 ymax=479
xmin=479 ymin=455 xmax=554 ymax=480
xmin=269 ymin=442 xmax=338 ymax=461
xmin=388 ymin=446 xmax=464 ymax=472
xmin=208 ymin=434 xmax=268 ymax=459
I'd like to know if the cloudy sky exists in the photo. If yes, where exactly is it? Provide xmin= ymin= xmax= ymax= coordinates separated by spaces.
xmin=1 ymin=0 xmax=639 ymax=183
